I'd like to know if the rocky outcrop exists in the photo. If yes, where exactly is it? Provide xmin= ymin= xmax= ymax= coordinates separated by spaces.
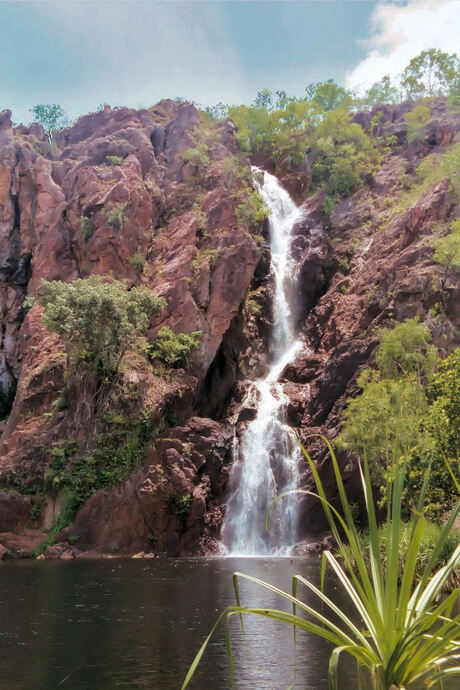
xmin=0 ymin=101 xmax=262 ymax=555
xmin=56 ymin=417 xmax=234 ymax=556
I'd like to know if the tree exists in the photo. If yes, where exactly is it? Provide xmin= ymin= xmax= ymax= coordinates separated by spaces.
xmin=376 ymin=317 xmax=437 ymax=380
xmin=228 ymin=104 xmax=272 ymax=153
xmin=304 ymin=78 xmax=333 ymax=100
xmin=204 ymin=102 xmax=229 ymax=119
xmin=311 ymin=81 xmax=352 ymax=114
xmin=311 ymin=108 xmax=378 ymax=196
xmin=337 ymin=318 xmax=437 ymax=487
xmin=253 ymin=88 xmax=274 ymax=111
xmin=401 ymin=48 xmax=459 ymax=99
xmin=38 ymin=276 xmax=165 ymax=376
xmin=274 ymin=90 xmax=290 ymax=110
xmin=29 ymin=104 xmax=69 ymax=138
xmin=364 ymin=75 xmax=399 ymax=108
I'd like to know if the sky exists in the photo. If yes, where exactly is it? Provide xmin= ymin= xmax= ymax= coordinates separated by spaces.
xmin=1 ymin=1 xmax=459 ymax=125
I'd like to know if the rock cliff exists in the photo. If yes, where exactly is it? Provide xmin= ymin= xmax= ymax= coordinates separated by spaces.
xmin=0 ymin=100 xmax=458 ymax=557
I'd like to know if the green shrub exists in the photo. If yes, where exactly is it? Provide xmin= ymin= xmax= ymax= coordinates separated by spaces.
xmin=80 ymin=216 xmax=93 ymax=242
xmin=321 ymin=195 xmax=336 ymax=218
xmin=326 ymin=157 xmax=361 ymax=196
xmin=106 ymin=202 xmax=128 ymax=231
xmin=150 ymin=327 xmax=201 ymax=369
xmin=220 ymin=155 xmax=253 ymax=188
xmin=433 ymin=218 xmax=460 ymax=284
xmin=170 ymin=493 xmax=192 ymax=526
xmin=22 ymin=295 xmax=36 ymax=314
xmin=376 ymin=317 xmax=437 ymax=380
xmin=235 ymin=190 xmax=269 ymax=229
xmin=129 ymin=251 xmax=146 ymax=273
xmin=182 ymin=143 xmax=210 ymax=170
xmin=106 ymin=155 xmax=124 ymax=166
xmin=38 ymin=276 xmax=165 ymax=375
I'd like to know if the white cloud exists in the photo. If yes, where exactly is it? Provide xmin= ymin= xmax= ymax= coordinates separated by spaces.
xmin=346 ymin=0 xmax=460 ymax=93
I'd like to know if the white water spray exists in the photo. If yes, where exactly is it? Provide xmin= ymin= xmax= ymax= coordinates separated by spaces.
xmin=221 ymin=169 xmax=303 ymax=555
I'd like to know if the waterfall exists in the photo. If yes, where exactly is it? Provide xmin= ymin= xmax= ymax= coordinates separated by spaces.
xmin=221 ymin=168 xmax=303 ymax=556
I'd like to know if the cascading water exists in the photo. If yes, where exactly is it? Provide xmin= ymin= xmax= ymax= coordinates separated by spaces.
xmin=221 ymin=168 xmax=303 ymax=556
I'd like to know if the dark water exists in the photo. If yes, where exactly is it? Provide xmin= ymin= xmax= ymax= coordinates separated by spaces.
xmin=0 ymin=557 xmax=455 ymax=690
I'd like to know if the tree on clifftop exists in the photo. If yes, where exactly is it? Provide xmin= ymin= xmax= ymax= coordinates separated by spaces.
xmin=29 ymin=104 xmax=69 ymax=138
xmin=401 ymin=48 xmax=459 ymax=99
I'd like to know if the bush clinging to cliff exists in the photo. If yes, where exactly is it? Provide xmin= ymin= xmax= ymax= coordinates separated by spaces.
xmin=38 ymin=276 xmax=165 ymax=375
xmin=149 ymin=326 xmax=202 ymax=369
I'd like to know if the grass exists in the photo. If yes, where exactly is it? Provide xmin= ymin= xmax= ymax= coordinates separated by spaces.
xmin=182 ymin=438 xmax=460 ymax=689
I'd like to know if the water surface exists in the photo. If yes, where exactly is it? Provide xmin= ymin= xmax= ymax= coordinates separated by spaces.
xmin=0 ymin=557 xmax=456 ymax=689
xmin=0 ymin=557 xmax=356 ymax=689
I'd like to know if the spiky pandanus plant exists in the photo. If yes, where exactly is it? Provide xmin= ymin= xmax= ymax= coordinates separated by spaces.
xmin=182 ymin=439 xmax=460 ymax=690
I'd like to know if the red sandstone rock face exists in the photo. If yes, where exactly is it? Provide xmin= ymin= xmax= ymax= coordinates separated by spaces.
xmin=0 ymin=101 xmax=261 ymax=554
xmin=56 ymin=417 xmax=234 ymax=556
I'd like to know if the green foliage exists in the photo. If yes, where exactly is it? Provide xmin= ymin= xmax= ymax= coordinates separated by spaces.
xmin=38 ymin=276 xmax=165 ymax=376
xmin=321 ymin=195 xmax=336 ymax=218
xmin=405 ymin=104 xmax=431 ymax=143
xmin=129 ymin=251 xmax=146 ymax=273
xmin=376 ymin=317 xmax=437 ymax=380
xmin=228 ymin=104 xmax=272 ymax=154
xmin=401 ymin=48 xmax=460 ymax=99
xmin=220 ymin=155 xmax=253 ymax=189
xmin=426 ymin=347 xmax=460 ymax=460
xmin=149 ymin=327 xmax=201 ymax=369
xmin=311 ymin=80 xmax=352 ymax=114
xmin=338 ymin=320 xmax=460 ymax=518
xmin=337 ymin=318 xmax=435 ymax=474
xmin=170 ymin=493 xmax=192 ymax=525
xmin=340 ymin=519 xmax=459 ymax=589
xmin=364 ymin=76 xmax=399 ymax=109
xmin=191 ymin=248 xmax=218 ymax=277
xmin=22 ymin=295 xmax=36 ymax=314
xmin=338 ymin=371 xmax=428 ymax=473
xmin=40 ymin=411 xmax=155 ymax=544
xmin=106 ymin=202 xmax=128 ymax=231
xmin=204 ymin=102 xmax=229 ymax=119
xmin=80 ymin=216 xmax=93 ymax=242
xmin=433 ymin=218 xmax=460 ymax=277
xmin=29 ymin=104 xmax=68 ymax=133
xmin=106 ymin=155 xmax=124 ymax=166
xmin=253 ymin=87 xmax=274 ymax=111
xmin=182 ymin=143 xmax=210 ymax=170
xmin=311 ymin=108 xmax=379 ymax=196
xmin=183 ymin=442 xmax=460 ymax=689
xmin=417 ymin=142 xmax=460 ymax=199
xmin=244 ymin=295 xmax=262 ymax=317
xmin=235 ymin=190 xmax=270 ymax=229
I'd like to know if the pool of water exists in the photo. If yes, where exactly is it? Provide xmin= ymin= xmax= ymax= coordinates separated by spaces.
xmin=0 ymin=557 xmax=455 ymax=689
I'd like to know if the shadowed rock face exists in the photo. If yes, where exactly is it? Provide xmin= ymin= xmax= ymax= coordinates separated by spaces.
xmin=0 ymin=100 xmax=459 ymax=557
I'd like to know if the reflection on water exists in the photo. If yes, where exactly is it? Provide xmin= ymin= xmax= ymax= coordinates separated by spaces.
xmin=0 ymin=558 xmax=455 ymax=689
